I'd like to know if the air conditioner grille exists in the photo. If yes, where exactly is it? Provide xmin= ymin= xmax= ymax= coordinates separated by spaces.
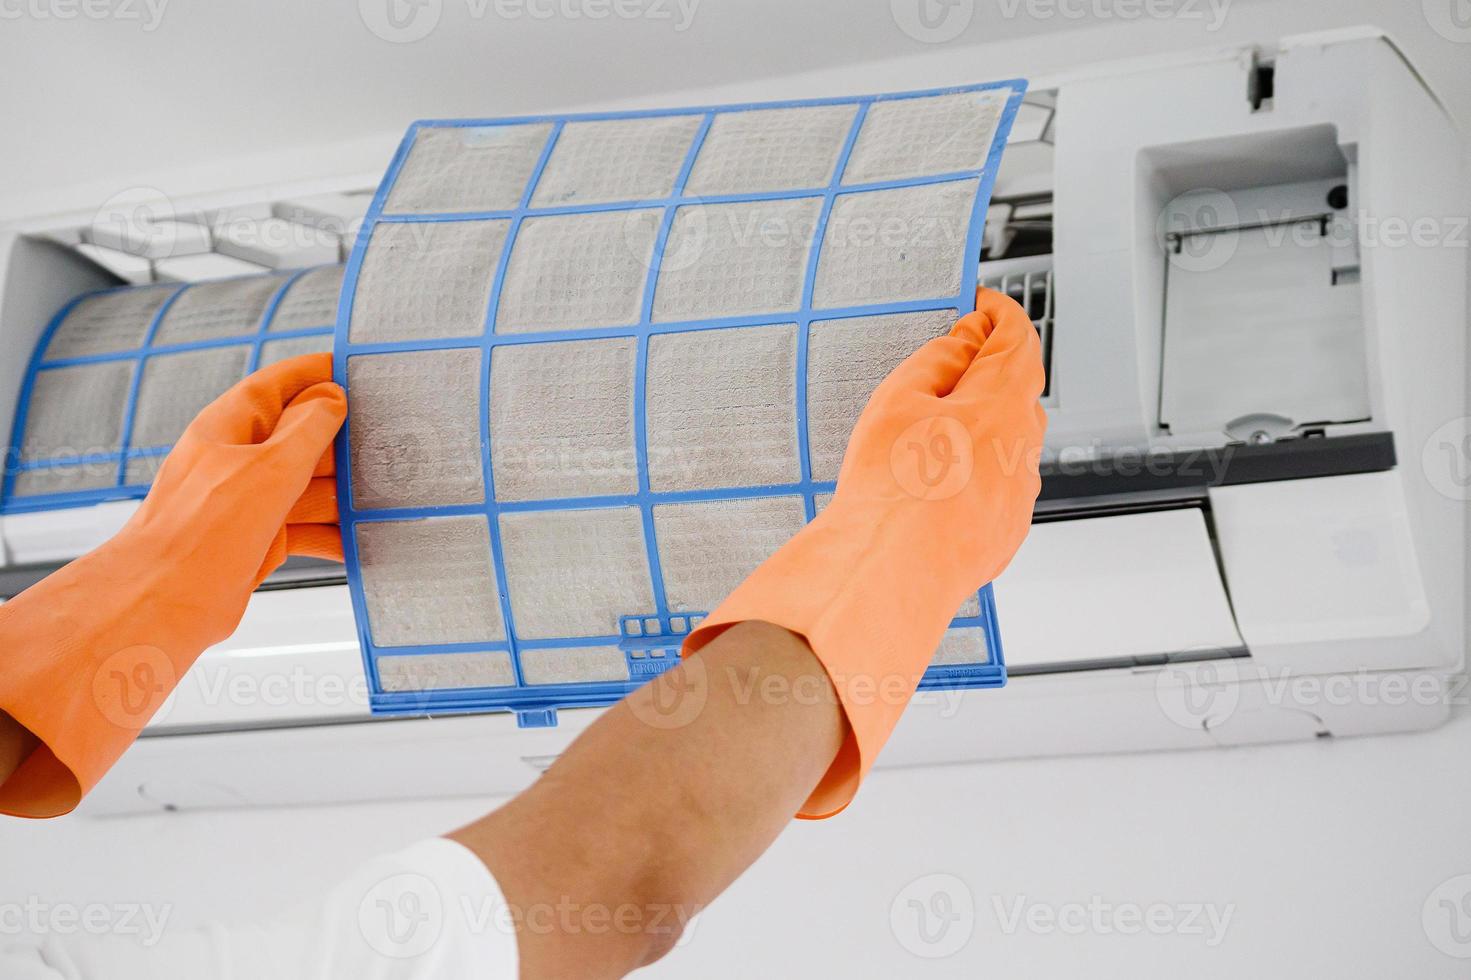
xmin=980 ymin=256 xmax=1054 ymax=398
xmin=3 ymin=268 xmax=338 ymax=513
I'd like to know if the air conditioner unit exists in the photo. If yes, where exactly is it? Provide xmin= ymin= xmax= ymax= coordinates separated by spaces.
xmin=0 ymin=26 xmax=1462 ymax=815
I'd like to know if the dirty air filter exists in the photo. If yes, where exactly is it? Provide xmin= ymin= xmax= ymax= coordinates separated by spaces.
xmin=4 ymin=266 xmax=343 ymax=512
xmin=338 ymin=82 xmax=1025 ymax=726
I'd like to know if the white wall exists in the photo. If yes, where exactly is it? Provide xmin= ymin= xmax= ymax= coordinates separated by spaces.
xmin=3 ymin=0 xmax=1470 ymax=219
xmin=4 ymin=713 xmax=1470 ymax=977
xmin=2 ymin=1 xmax=1469 ymax=977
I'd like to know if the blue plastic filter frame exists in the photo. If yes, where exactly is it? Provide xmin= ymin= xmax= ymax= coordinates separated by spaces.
xmin=335 ymin=81 xmax=1028 ymax=726
xmin=3 ymin=268 xmax=339 ymax=514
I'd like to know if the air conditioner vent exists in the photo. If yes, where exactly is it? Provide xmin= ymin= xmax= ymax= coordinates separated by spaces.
xmin=979 ymin=254 xmax=1054 ymax=398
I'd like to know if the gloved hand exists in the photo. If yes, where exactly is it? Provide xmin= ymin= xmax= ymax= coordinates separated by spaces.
xmin=682 ymin=288 xmax=1046 ymax=818
xmin=0 ymin=353 xmax=345 ymax=818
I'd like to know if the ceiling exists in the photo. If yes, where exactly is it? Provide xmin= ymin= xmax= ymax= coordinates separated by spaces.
xmin=0 ymin=0 xmax=1463 ymax=220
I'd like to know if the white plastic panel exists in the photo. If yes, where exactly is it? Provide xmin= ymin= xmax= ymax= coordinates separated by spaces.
xmin=213 ymin=217 xmax=340 ymax=269
xmin=1 ymin=500 xmax=139 ymax=565
xmin=991 ymin=508 xmax=1242 ymax=668
xmin=155 ymin=252 xmax=269 ymax=282
xmin=145 ymin=585 xmax=367 ymax=734
xmin=89 ymin=217 xmax=212 ymax=260
xmin=75 ymin=243 xmax=152 ymax=284
xmin=1209 ymin=471 xmax=1440 ymax=672
xmin=84 ymin=707 xmax=599 ymax=815
xmin=1161 ymin=216 xmax=1368 ymax=436
xmin=272 ymin=193 xmax=371 ymax=237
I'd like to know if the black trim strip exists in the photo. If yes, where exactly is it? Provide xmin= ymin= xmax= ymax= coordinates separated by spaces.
xmin=1008 ymin=646 xmax=1250 ymax=678
xmin=2 ymin=434 xmax=1396 ymax=599
xmin=1038 ymin=432 xmax=1395 ymax=502
xmin=0 ymin=555 xmax=347 ymax=601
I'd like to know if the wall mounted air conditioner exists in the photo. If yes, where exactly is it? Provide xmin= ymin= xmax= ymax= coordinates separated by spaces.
xmin=0 ymin=26 xmax=1462 ymax=815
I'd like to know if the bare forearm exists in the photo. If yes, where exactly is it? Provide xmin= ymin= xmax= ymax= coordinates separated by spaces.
xmin=449 ymin=621 xmax=844 ymax=978
xmin=0 ymin=710 xmax=39 ymax=786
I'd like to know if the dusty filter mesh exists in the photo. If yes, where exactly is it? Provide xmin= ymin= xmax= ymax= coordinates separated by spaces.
xmin=332 ymin=82 xmax=1025 ymax=722
xmin=5 ymin=266 xmax=343 ymax=511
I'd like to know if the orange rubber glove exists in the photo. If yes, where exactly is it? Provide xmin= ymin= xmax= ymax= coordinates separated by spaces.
xmin=0 ymin=353 xmax=345 ymax=818
xmin=682 ymin=288 xmax=1046 ymax=818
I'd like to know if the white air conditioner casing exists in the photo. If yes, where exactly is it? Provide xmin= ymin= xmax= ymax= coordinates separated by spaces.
xmin=0 ymin=27 xmax=1463 ymax=815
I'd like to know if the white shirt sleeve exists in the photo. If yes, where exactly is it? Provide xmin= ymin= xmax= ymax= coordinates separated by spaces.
xmin=0 ymin=838 xmax=518 ymax=980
